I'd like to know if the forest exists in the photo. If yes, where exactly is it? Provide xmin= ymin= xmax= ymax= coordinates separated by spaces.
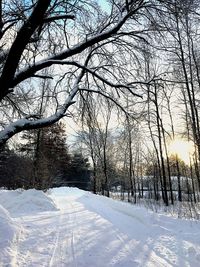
xmin=0 ymin=0 xmax=200 ymax=217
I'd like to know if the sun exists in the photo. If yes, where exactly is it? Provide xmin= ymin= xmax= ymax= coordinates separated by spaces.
xmin=168 ymin=139 xmax=195 ymax=165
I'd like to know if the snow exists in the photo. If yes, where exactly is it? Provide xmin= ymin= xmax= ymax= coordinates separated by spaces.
xmin=0 ymin=187 xmax=200 ymax=266
xmin=0 ymin=204 xmax=21 ymax=265
xmin=0 ymin=189 xmax=58 ymax=217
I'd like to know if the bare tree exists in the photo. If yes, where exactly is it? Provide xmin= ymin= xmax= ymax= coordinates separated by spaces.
xmin=0 ymin=0 xmax=150 ymax=146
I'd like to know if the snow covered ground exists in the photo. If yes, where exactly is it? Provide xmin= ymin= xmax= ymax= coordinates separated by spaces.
xmin=0 ymin=187 xmax=200 ymax=267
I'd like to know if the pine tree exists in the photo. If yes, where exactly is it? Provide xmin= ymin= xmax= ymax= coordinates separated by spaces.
xmin=19 ymin=122 xmax=70 ymax=190
xmin=66 ymin=153 xmax=91 ymax=190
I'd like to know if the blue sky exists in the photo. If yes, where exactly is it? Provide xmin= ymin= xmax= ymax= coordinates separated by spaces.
xmin=97 ymin=0 xmax=111 ymax=12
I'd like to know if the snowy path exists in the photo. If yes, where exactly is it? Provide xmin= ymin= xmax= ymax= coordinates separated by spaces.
xmin=1 ymin=187 xmax=200 ymax=267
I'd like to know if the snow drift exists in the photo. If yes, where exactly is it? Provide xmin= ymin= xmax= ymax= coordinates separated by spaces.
xmin=0 ymin=204 xmax=20 ymax=264
xmin=0 ymin=189 xmax=58 ymax=216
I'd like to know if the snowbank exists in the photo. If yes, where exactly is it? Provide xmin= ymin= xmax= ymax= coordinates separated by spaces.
xmin=0 ymin=204 xmax=20 ymax=264
xmin=0 ymin=189 xmax=58 ymax=216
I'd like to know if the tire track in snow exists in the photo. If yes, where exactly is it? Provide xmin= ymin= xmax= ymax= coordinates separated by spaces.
xmin=10 ymin=222 xmax=25 ymax=267
xmin=68 ymin=228 xmax=77 ymax=267
xmin=68 ymin=202 xmax=78 ymax=267
xmin=9 ymin=212 xmax=63 ymax=267
xmin=48 ymin=211 xmax=63 ymax=267
xmin=48 ymin=200 xmax=78 ymax=267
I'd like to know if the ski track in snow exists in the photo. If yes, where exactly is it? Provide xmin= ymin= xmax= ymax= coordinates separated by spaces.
xmin=1 ymin=187 xmax=200 ymax=267
xmin=12 ymin=200 xmax=79 ymax=267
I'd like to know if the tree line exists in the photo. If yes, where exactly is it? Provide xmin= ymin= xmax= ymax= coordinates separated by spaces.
xmin=0 ymin=122 xmax=90 ymax=190
xmin=78 ymin=99 xmax=197 ymax=207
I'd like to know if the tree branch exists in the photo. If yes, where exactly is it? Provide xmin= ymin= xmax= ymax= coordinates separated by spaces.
xmin=0 ymin=0 xmax=51 ymax=100
xmin=0 ymin=51 xmax=92 ymax=145
xmin=79 ymin=88 xmax=129 ymax=116
xmin=44 ymin=14 xmax=75 ymax=23
xmin=12 ymin=2 xmax=146 ymax=89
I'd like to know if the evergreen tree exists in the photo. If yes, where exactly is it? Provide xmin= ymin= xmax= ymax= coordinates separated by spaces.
xmin=0 ymin=145 xmax=33 ymax=189
xmin=66 ymin=153 xmax=91 ymax=190
xmin=19 ymin=122 xmax=70 ymax=189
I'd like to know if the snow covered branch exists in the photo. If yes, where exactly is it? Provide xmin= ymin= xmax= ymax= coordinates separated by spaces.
xmin=0 ymin=61 xmax=87 ymax=145
xmin=0 ymin=0 xmax=148 ymax=144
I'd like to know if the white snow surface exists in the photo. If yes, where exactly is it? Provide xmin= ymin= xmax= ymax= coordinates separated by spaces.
xmin=0 ymin=189 xmax=58 ymax=217
xmin=0 ymin=187 xmax=200 ymax=266
xmin=0 ymin=204 xmax=21 ymax=266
